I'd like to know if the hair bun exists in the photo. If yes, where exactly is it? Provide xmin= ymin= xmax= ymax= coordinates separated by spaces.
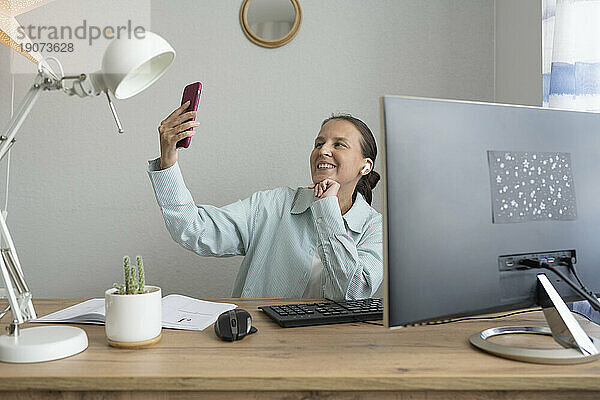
xmin=367 ymin=171 xmax=381 ymax=189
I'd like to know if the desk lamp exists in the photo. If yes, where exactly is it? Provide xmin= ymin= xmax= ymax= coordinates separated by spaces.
xmin=0 ymin=31 xmax=175 ymax=363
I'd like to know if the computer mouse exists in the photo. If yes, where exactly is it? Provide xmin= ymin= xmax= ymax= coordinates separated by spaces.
xmin=214 ymin=309 xmax=258 ymax=341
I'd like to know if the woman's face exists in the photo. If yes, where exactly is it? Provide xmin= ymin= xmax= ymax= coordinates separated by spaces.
xmin=310 ymin=119 xmax=370 ymax=191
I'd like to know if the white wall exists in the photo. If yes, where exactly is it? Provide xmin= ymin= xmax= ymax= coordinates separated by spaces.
xmin=494 ymin=0 xmax=541 ymax=106
xmin=0 ymin=0 xmax=495 ymax=298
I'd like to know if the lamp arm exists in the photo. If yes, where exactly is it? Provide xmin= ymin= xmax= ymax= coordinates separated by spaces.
xmin=0 ymin=69 xmax=61 ymax=327
xmin=105 ymin=92 xmax=124 ymax=133
xmin=0 ymin=210 xmax=35 ymax=325
xmin=63 ymin=73 xmax=125 ymax=134
xmin=0 ymin=66 xmax=123 ymax=329
xmin=0 ymin=74 xmax=46 ymax=163
xmin=65 ymin=72 xmax=104 ymax=97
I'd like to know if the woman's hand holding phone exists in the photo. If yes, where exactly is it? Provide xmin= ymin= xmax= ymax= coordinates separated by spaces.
xmin=157 ymin=101 xmax=199 ymax=170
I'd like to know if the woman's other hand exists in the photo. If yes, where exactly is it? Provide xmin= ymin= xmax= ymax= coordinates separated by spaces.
xmin=309 ymin=179 xmax=340 ymax=199
xmin=157 ymin=101 xmax=199 ymax=169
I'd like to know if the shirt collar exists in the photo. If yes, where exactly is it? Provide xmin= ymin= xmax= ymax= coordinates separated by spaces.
xmin=290 ymin=187 xmax=315 ymax=214
xmin=342 ymin=192 xmax=372 ymax=233
xmin=290 ymin=187 xmax=372 ymax=233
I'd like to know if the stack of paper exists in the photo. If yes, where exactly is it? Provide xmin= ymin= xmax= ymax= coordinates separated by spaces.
xmin=31 ymin=294 xmax=237 ymax=331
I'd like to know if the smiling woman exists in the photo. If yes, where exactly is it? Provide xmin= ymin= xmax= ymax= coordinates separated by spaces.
xmin=310 ymin=115 xmax=381 ymax=211
xmin=147 ymin=107 xmax=382 ymax=300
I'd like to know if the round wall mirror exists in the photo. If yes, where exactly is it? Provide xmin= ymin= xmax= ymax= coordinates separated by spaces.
xmin=240 ymin=0 xmax=302 ymax=48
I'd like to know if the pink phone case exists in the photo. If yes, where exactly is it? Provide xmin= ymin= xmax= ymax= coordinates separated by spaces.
xmin=177 ymin=82 xmax=202 ymax=148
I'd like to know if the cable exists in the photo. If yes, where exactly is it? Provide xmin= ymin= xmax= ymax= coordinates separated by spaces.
xmin=1 ymin=48 xmax=16 ymax=250
xmin=361 ymin=320 xmax=383 ymax=326
xmin=324 ymin=298 xmax=538 ymax=327
xmin=359 ymin=309 xmax=541 ymax=327
xmin=351 ymin=258 xmax=599 ymax=328
xmin=325 ymin=298 xmax=534 ymax=326
xmin=36 ymin=56 xmax=64 ymax=80
xmin=570 ymin=309 xmax=600 ymax=327
xmin=6 ymin=50 xmax=15 ymax=213
xmin=0 ymin=305 xmax=10 ymax=320
xmin=423 ymin=309 xmax=539 ymax=325
xmin=519 ymin=259 xmax=600 ymax=313
xmin=3 ymin=57 xmax=64 ymax=218
xmin=560 ymin=258 xmax=594 ymax=298
xmin=571 ymin=309 xmax=596 ymax=324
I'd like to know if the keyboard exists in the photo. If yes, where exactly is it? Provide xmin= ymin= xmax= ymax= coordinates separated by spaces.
xmin=258 ymin=298 xmax=383 ymax=328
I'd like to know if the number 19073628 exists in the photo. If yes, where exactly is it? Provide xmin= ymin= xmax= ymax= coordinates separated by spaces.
xmin=18 ymin=42 xmax=74 ymax=53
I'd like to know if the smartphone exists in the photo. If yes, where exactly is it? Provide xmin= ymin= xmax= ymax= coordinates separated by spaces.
xmin=177 ymin=82 xmax=202 ymax=148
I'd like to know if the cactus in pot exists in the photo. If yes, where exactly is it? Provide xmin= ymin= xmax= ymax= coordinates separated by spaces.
xmin=113 ymin=256 xmax=146 ymax=295
xmin=105 ymin=255 xmax=162 ymax=347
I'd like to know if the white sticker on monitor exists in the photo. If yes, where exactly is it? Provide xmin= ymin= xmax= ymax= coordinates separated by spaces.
xmin=487 ymin=151 xmax=577 ymax=223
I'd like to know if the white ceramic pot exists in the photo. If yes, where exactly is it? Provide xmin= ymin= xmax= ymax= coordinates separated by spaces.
xmin=105 ymin=285 xmax=162 ymax=346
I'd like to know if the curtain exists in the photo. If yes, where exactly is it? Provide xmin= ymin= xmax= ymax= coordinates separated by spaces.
xmin=543 ymin=0 xmax=600 ymax=323
xmin=543 ymin=0 xmax=600 ymax=111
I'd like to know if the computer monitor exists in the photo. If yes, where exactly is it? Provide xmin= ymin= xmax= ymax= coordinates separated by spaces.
xmin=381 ymin=96 xmax=600 ymax=329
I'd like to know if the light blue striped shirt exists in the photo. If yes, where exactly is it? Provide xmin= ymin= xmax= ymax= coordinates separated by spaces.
xmin=147 ymin=159 xmax=383 ymax=300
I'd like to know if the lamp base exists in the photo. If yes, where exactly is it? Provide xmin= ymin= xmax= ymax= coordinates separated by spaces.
xmin=0 ymin=325 xmax=88 ymax=363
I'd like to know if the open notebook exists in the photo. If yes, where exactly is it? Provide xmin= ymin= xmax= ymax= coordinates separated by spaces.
xmin=31 ymin=294 xmax=236 ymax=331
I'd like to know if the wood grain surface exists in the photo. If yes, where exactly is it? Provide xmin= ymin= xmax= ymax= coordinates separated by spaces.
xmin=0 ymin=298 xmax=599 ymax=399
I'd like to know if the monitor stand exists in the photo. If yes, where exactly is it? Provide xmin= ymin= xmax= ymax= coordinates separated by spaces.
xmin=469 ymin=273 xmax=600 ymax=364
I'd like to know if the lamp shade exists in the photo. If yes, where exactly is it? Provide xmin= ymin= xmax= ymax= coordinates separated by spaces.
xmin=99 ymin=31 xmax=175 ymax=99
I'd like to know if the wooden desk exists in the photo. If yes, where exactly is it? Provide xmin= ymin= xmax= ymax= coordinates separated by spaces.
xmin=1 ymin=298 xmax=600 ymax=399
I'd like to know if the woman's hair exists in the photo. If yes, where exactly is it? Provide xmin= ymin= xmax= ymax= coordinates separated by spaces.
xmin=321 ymin=114 xmax=380 ymax=205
